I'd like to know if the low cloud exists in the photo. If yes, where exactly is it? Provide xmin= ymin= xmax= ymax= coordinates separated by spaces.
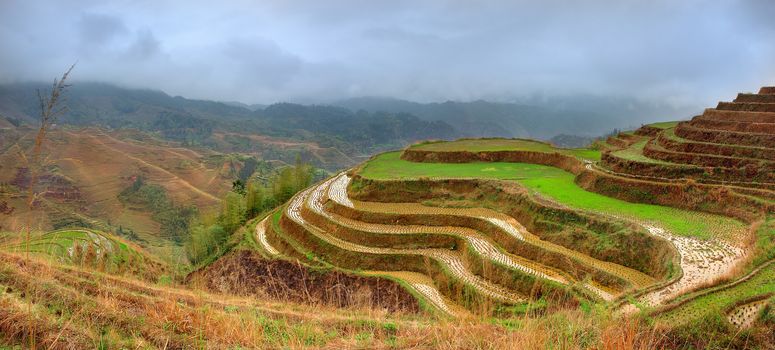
xmin=0 ymin=0 xmax=773 ymax=106
xmin=124 ymin=30 xmax=161 ymax=61
xmin=222 ymin=37 xmax=302 ymax=88
xmin=77 ymin=13 xmax=128 ymax=49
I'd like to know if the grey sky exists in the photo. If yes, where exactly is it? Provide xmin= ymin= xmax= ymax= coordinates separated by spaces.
xmin=0 ymin=0 xmax=773 ymax=105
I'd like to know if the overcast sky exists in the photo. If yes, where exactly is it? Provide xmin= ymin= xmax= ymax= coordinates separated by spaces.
xmin=0 ymin=0 xmax=773 ymax=105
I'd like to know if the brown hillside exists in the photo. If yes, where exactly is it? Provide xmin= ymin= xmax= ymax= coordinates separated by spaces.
xmin=188 ymin=249 xmax=420 ymax=313
xmin=759 ymin=86 xmax=775 ymax=94
xmin=0 ymin=128 xmax=231 ymax=242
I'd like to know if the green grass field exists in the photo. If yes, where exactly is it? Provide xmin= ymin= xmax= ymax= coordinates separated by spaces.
xmin=610 ymin=139 xmax=675 ymax=165
xmin=410 ymin=139 xmax=601 ymax=161
xmin=359 ymin=152 xmax=746 ymax=239
xmin=647 ymin=121 xmax=681 ymax=129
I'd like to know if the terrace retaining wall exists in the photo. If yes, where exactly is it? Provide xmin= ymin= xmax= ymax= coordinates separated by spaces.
xmin=716 ymin=102 xmax=775 ymax=113
xmin=401 ymin=149 xmax=585 ymax=175
xmin=657 ymin=132 xmax=775 ymax=161
xmin=643 ymin=139 xmax=775 ymax=172
xmin=674 ymin=122 xmax=775 ymax=148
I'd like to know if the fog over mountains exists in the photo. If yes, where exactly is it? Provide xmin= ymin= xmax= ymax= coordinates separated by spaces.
xmin=1 ymin=82 xmax=697 ymax=142
xmin=1 ymin=1 xmax=773 ymax=106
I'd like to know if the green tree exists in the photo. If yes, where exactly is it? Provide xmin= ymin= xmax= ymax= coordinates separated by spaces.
xmin=294 ymin=155 xmax=311 ymax=190
xmin=220 ymin=191 xmax=246 ymax=233
xmin=185 ymin=224 xmax=227 ymax=264
xmin=232 ymin=179 xmax=246 ymax=195
xmin=245 ymin=181 xmax=266 ymax=217
xmin=273 ymin=167 xmax=296 ymax=203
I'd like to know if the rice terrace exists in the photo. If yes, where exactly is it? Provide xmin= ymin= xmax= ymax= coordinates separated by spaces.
xmin=223 ymin=87 xmax=775 ymax=347
xmin=2 ymin=1 xmax=775 ymax=349
xmin=265 ymin=87 xmax=773 ymax=310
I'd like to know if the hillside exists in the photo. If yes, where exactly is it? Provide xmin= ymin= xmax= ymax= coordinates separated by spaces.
xmin=1 ymin=86 xmax=774 ymax=349
xmin=3 ymin=246 xmax=709 ymax=349
xmin=0 ymin=126 xmax=234 ymax=258
xmin=599 ymin=87 xmax=775 ymax=190
xmin=190 ymin=86 xmax=774 ymax=347
xmin=0 ymin=83 xmax=460 ymax=170
xmin=1 ymin=83 xmax=698 ymax=168
xmin=0 ymin=228 xmax=168 ymax=281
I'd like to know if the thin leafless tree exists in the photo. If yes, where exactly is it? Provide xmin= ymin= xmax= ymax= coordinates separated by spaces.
xmin=20 ymin=64 xmax=75 ymax=257
xmin=17 ymin=64 xmax=74 ymax=350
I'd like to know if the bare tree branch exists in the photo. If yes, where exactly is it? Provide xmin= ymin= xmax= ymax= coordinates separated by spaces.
xmin=25 ymin=63 xmax=76 ymax=240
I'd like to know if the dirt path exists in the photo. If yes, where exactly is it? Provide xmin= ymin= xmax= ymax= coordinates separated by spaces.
xmin=96 ymin=131 xmax=206 ymax=164
xmin=255 ymin=218 xmax=279 ymax=255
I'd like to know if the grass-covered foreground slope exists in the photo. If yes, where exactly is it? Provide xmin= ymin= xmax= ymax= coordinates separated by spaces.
xmin=10 ymin=250 xmax=755 ymax=350
xmin=360 ymin=151 xmax=746 ymax=240
xmin=0 ymin=251 xmax=432 ymax=349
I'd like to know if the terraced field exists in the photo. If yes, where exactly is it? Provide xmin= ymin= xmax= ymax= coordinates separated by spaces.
xmin=358 ymin=152 xmax=752 ymax=308
xmin=410 ymin=138 xmax=601 ymax=161
xmin=601 ymin=87 xmax=775 ymax=189
xmin=257 ymin=202 xmax=465 ymax=317
xmin=290 ymin=184 xmax=526 ymax=306
xmin=0 ymin=229 xmax=167 ymax=280
xmin=656 ymin=260 xmax=775 ymax=328
xmin=261 ymin=121 xmax=771 ymax=319
xmin=327 ymin=174 xmax=644 ymax=299
xmin=259 ymin=164 xmax=691 ymax=316
xmin=361 ymin=152 xmax=746 ymax=240
xmin=647 ymin=121 xmax=682 ymax=129
xmin=314 ymin=88 xmax=775 ymax=325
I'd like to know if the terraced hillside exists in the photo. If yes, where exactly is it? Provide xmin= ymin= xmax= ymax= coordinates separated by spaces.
xmin=253 ymin=92 xmax=774 ymax=330
xmin=260 ymin=166 xmax=679 ymax=317
xmin=4 ymin=88 xmax=773 ymax=348
xmin=0 ymin=229 xmax=168 ymax=281
xmin=0 ymin=127 xmax=236 ymax=257
xmin=602 ymin=86 xmax=775 ymax=190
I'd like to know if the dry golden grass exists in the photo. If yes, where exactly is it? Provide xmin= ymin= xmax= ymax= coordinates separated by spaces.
xmin=0 ymin=251 xmax=696 ymax=349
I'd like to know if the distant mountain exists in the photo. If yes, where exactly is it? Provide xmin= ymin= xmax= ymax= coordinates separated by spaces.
xmin=221 ymin=101 xmax=267 ymax=111
xmin=0 ymin=82 xmax=459 ymax=169
xmin=548 ymin=134 xmax=596 ymax=148
xmin=333 ymin=96 xmax=699 ymax=140
xmin=256 ymin=103 xmax=457 ymax=150
xmin=0 ymin=82 xmax=700 ymax=165
xmin=0 ymin=82 xmax=254 ymax=127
